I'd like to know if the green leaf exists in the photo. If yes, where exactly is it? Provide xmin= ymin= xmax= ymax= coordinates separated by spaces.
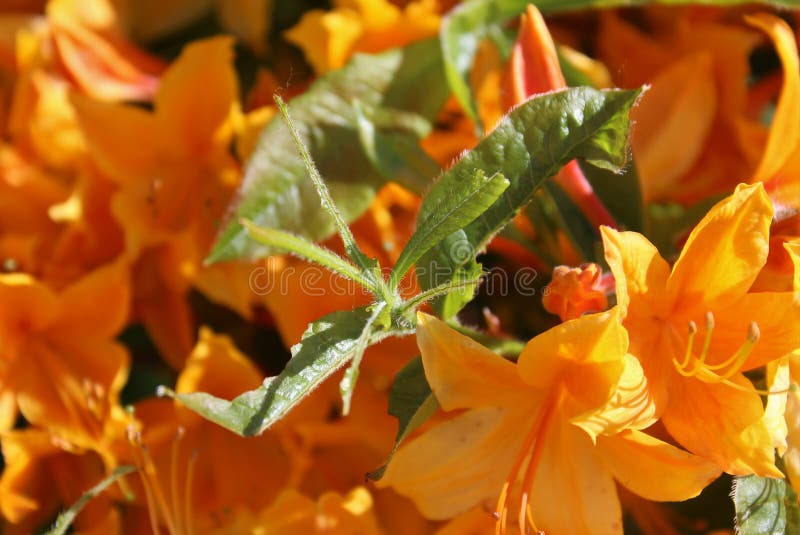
xmin=389 ymin=171 xmax=510 ymax=287
xmin=416 ymin=87 xmax=642 ymax=317
xmin=208 ymin=38 xmax=449 ymax=263
xmin=580 ymin=160 xmax=643 ymax=232
xmin=339 ymin=302 xmax=388 ymax=416
xmin=441 ymin=0 xmax=797 ymax=123
xmin=354 ymin=101 xmax=441 ymax=194
xmin=177 ymin=307 xmax=377 ymax=436
xmin=274 ymin=95 xmax=379 ymax=276
xmin=46 ymin=466 xmax=136 ymax=535
xmin=240 ymin=219 xmax=379 ymax=293
xmin=208 ymin=39 xmax=450 ymax=262
xmin=733 ymin=475 xmax=800 ymax=535
xmin=367 ymin=356 xmax=439 ymax=481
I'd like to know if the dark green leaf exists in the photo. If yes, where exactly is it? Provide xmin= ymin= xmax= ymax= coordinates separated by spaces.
xmin=177 ymin=307 xmax=375 ymax=436
xmin=441 ymin=0 xmax=797 ymax=123
xmin=208 ymin=38 xmax=449 ymax=263
xmin=390 ymin=171 xmax=510 ymax=286
xmin=416 ymin=87 xmax=642 ymax=317
xmin=733 ymin=475 xmax=800 ymax=535
xmin=580 ymin=160 xmax=643 ymax=232
xmin=544 ymin=180 xmax=598 ymax=262
xmin=46 ymin=466 xmax=136 ymax=535
xmin=367 ymin=356 xmax=439 ymax=481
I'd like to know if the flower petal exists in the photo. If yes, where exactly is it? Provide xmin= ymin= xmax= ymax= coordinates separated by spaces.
xmin=667 ymin=183 xmax=772 ymax=311
xmin=601 ymin=226 xmax=671 ymax=315
xmin=662 ymin=373 xmax=782 ymax=477
xmin=530 ymin=418 xmax=623 ymax=535
xmin=747 ymin=14 xmax=800 ymax=185
xmin=597 ymin=430 xmax=721 ymax=502
xmin=517 ymin=308 xmax=627 ymax=414
xmin=572 ymin=354 xmax=658 ymax=441
xmin=379 ymin=406 xmax=529 ymax=520
xmin=155 ymin=36 xmax=239 ymax=159
xmin=416 ymin=313 xmax=529 ymax=411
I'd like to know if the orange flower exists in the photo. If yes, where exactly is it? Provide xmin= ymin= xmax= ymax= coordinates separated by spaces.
xmin=127 ymin=327 xmax=292 ymax=534
xmin=0 ymin=259 xmax=131 ymax=467
xmin=597 ymin=9 xmax=762 ymax=202
xmin=0 ymin=429 xmax=122 ymax=534
xmin=602 ymin=183 xmax=800 ymax=476
xmin=284 ymin=0 xmax=443 ymax=75
xmin=380 ymin=310 xmax=718 ymax=534
xmin=72 ymin=36 xmax=245 ymax=367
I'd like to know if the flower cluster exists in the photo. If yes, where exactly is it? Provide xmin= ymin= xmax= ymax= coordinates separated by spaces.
xmin=0 ymin=1 xmax=798 ymax=534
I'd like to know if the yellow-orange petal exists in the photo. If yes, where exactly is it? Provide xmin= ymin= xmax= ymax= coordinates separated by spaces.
xmin=596 ymin=430 xmax=721 ymax=502
xmin=601 ymin=226 xmax=672 ymax=316
xmin=747 ymin=14 xmax=800 ymax=185
xmin=379 ymin=406 xmax=529 ymax=520
xmin=711 ymin=290 xmax=800 ymax=372
xmin=416 ymin=313 xmax=529 ymax=410
xmin=572 ymin=354 xmax=657 ymax=441
xmin=667 ymin=183 xmax=772 ymax=312
xmin=662 ymin=373 xmax=782 ymax=477
xmin=176 ymin=327 xmax=263 ymax=400
xmin=517 ymin=308 xmax=627 ymax=413
xmin=530 ymin=418 xmax=623 ymax=535
xmin=284 ymin=9 xmax=363 ymax=74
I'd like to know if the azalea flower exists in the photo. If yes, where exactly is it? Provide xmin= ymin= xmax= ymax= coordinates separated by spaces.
xmin=596 ymin=9 xmax=763 ymax=202
xmin=602 ymin=183 xmax=800 ymax=476
xmin=746 ymin=13 xmax=800 ymax=212
xmin=284 ymin=0 xmax=443 ymax=75
xmin=72 ymin=36 xmax=245 ymax=367
xmin=0 ymin=259 xmax=131 ymax=464
xmin=380 ymin=310 xmax=719 ymax=534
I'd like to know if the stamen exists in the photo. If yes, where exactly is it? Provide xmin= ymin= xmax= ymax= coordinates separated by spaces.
xmin=184 ymin=449 xmax=198 ymax=535
xmin=127 ymin=428 xmax=162 ymax=535
xmin=170 ymin=428 xmax=185 ymax=535
xmin=494 ymin=390 xmax=562 ymax=535
xmin=696 ymin=312 xmax=715 ymax=366
xmin=672 ymin=318 xmax=790 ymax=396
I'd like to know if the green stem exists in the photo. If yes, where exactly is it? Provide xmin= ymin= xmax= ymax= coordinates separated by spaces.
xmin=274 ymin=95 xmax=378 ymax=275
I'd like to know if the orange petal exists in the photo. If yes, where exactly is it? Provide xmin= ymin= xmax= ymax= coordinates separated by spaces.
xmin=47 ymin=258 xmax=130 ymax=339
xmin=747 ymin=14 xmax=800 ymax=184
xmin=283 ymin=9 xmax=363 ymax=74
xmin=416 ymin=313 xmax=529 ymax=410
xmin=517 ymin=308 xmax=627 ymax=413
xmin=710 ymin=290 xmax=800 ymax=371
xmin=71 ymin=93 xmax=160 ymax=181
xmin=504 ymin=4 xmax=565 ymax=109
xmin=667 ymin=183 xmax=772 ymax=312
xmin=596 ymin=430 xmax=721 ymax=502
xmin=662 ymin=373 xmax=782 ymax=477
xmin=176 ymin=327 xmax=263 ymax=399
xmin=631 ymin=52 xmax=717 ymax=201
xmin=378 ymin=406 xmax=530 ymax=520
xmin=154 ymin=36 xmax=239 ymax=159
